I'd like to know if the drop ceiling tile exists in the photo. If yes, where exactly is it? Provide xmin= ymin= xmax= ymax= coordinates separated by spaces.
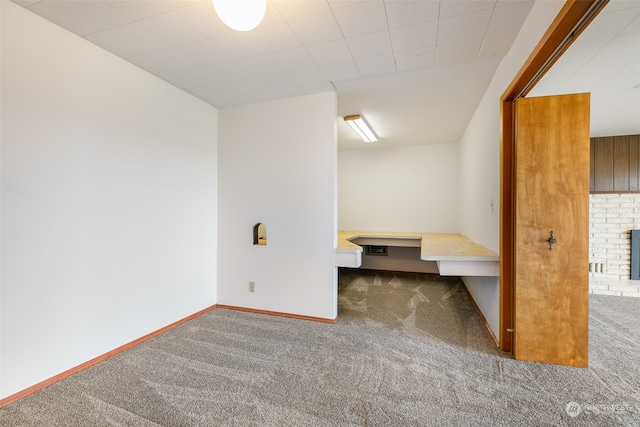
xmin=355 ymin=54 xmax=396 ymax=77
xmin=247 ymin=90 xmax=279 ymax=104
xmin=390 ymin=20 xmax=437 ymax=52
xmin=299 ymin=81 xmax=335 ymax=95
xmin=52 ymin=1 xmax=133 ymax=32
xmin=176 ymin=38 xmax=235 ymax=67
xmin=591 ymin=88 xmax=627 ymax=112
xmin=435 ymin=41 xmax=482 ymax=65
xmin=579 ymin=6 xmax=640 ymax=41
xmin=439 ymin=0 xmax=497 ymax=19
xmin=260 ymin=1 xmax=290 ymax=25
xmin=225 ymin=78 xmax=271 ymax=96
xmin=110 ymin=1 xmax=197 ymax=22
xmin=197 ymin=81 xmax=241 ymax=100
xmin=305 ymin=39 xmax=353 ymax=65
xmin=596 ymin=57 xmax=640 ymax=95
xmin=257 ymin=73 xmax=299 ymax=90
xmin=287 ymin=10 xmax=343 ymax=45
xmin=214 ymin=95 xmax=254 ymax=108
xmin=332 ymin=1 xmax=387 ymax=38
xmin=557 ymin=34 xmax=639 ymax=94
xmin=162 ymin=65 xmax=224 ymax=90
xmin=527 ymin=76 xmax=569 ymax=98
xmin=269 ymin=48 xmax=317 ymax=71
xmin=213 ymin=61 xmax=253 ymax=82
xmin=495 ymin=0 xmax=534 ymax=6
xmin=138 ymin=2 xmax=231 ymax=47
xmin=25 ymin=1 xmax=97 ymax=36
xmin=384 ymin=1 xmax=440 ymax=28
xmin=215 ymin=32 xmax=270 ymax=58
xmin=273 ymin=85 xmax=306 ymax=99
xmin=557 ymin=70 xmax=606 ymax=95
xmin=248 ymin=21 xmax=302 ymax=54
xmin=477 ymin=33 xmax=516 ymax=59
xmin=85 ymin=22 xmax=172 ymax=58
xmin=485 ymin=1 xmax=536 ymax=37
xmin=321 ymin=60 xmax=360 ymax=81
xmin=437 ymin=9 xmax=492 ymax=45
xmin=12 ymin=0 xmax=40 ymax=6
xmin=394 ymin=47 xmax=436 ymax=71
xmin=272 ymin=0 xmax=331 ymax=20
xmin=596 ymin=32 xmax=640 ymax=67
xmin=346 ymin=30 xmax=393 ymax=59
xmin=594 ymin=0 xmax=639 ymax=14
xmin=592 ymin=90 xmax=640 ymax=124
xmin=596 ymin=117 xmax=640 ymax=139
xmin=128 ymin=48 xmax=201 ymax=76
xmin=530 ymin=38 xmax=610 ymax=94
xmin=203 ymin=97 xmax=230 ymax=108
xmin=286 ymin=67 xmax=328 ymax=85
xmin=621 ymin=13 xmax=640 ymax=35
xmin=236 ymin=55 xmax=283 ymax=77
xmin=327 ymin=1 xmax=365 ymax=8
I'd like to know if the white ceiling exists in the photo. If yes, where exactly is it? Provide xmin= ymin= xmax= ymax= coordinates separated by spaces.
xmin=11 ymin=0 xmax=639 ymax=150
xmin=529 ymin=0 xmax=640 ymax=138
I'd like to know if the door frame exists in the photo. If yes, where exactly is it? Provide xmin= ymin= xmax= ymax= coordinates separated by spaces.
xmin=499 ymin=0 xmax=609 ymax=352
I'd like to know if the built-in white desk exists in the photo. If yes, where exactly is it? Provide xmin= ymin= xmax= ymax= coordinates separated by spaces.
xmin=334 ymin=231 xmax=499 ymax=277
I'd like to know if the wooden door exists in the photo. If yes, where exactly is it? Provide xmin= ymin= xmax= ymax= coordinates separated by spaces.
xmin=514 ymin=93 xmax=590 ymax=367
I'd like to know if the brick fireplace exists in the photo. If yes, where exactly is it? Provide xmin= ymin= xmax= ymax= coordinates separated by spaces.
xmin=589 ymin=193 xmax=640 ymax=280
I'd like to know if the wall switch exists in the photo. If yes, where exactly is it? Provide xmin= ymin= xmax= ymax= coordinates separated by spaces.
xmin=249 ymin=281 xmax=255 ymax=292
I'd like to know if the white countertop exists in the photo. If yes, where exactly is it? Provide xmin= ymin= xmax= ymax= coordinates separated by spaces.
xmin=336 ymin=231 xmax=498 ymax=262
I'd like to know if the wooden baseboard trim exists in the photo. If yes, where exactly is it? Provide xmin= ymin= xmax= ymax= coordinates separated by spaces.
xmin=461 ymin=283 xmax=500 ymax=349
xmin=217 ymin=305 xmax=339 ymax=324
xmin=0 ymin=304 xmax=218 ymax=408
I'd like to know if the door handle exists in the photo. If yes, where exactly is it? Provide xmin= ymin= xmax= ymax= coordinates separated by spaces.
xmin=548 ymin=230 xmax=557 ymax=251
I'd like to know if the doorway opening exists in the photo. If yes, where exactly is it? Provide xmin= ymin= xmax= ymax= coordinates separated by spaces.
xmin=499 ymin=0 xmax=610 ymax=353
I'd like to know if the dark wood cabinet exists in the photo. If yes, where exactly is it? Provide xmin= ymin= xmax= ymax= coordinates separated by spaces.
xmin=590 ymin=134 xmax=640 ymax=193
xmin=630 ymin=137 xmax=640 ymax=192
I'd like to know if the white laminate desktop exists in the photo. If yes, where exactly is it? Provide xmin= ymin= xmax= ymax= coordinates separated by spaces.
xmin=335 ymin=231 xmax=498 ymax=276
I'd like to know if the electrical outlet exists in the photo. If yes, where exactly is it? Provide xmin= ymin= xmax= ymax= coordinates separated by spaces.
xmin=249 ymin=281 xmax=255 ymax=292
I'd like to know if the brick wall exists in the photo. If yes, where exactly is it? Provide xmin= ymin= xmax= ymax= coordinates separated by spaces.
xmin=589 ymin=194 xmax=640 ymax=280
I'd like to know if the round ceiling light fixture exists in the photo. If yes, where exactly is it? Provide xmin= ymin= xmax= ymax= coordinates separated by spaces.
xmin=213 ymin=0 xmax=266 ymax=32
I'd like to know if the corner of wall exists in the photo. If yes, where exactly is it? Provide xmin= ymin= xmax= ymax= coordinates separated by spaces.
xmin=462 ymin=276 xmax=500 ymax=340
xmin=217 ymin=92 xmax=337 ymax=320
xmin=456 ymin=0 xmax=567 ymax=345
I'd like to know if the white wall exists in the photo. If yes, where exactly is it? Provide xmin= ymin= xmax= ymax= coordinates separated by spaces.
xmin=338 ymin=143 xmax=459 ymax=232
xmin=458 ymin=0 xmax=565 ymax=339
xmin=1 ymin=2 xmax=218 ymax=399
xmin=217 ymin=92 xmax=337 ymax=320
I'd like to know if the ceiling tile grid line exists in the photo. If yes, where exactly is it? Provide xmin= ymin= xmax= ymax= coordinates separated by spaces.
xmin=11 ymin=0 xmax=538 ymax=136
xmin=22 ymin=0 xmax=640 ymax=148
xmin=17 ymin=0 xmax=528 ymax=106
xmin=528 ymin=0 xmax=640 ymax=139
xmin=275 ymin=1 xmax=367 ymax=87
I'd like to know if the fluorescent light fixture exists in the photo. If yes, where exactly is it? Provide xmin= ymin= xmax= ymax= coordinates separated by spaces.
xmin=344 ymin=114 xmax=377 ymax=143
xmin=213 ymin=0 xmax=266 ymax=32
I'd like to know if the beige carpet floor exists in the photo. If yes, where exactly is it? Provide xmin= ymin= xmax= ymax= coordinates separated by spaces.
xmin=1 ymin=269 xmax=639 ymax=426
